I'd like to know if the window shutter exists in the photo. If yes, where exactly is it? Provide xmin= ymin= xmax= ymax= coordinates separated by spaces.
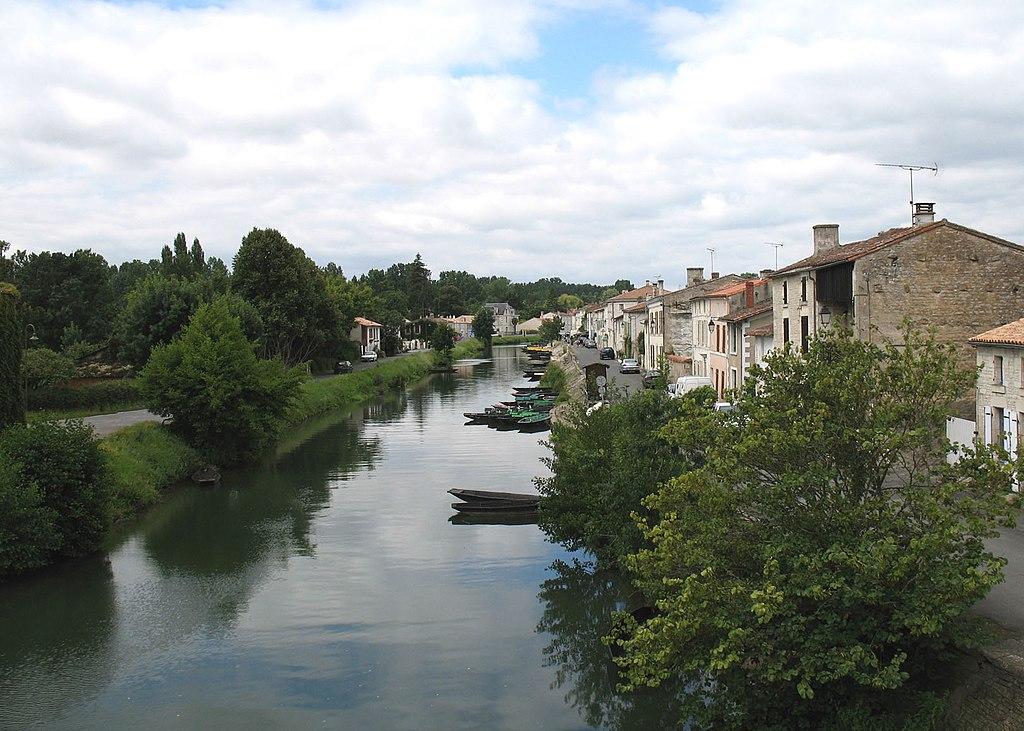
xmin=984 ymin=406 xmax=992 ymax=445
xmin=1006 ymin=411 xmax=1016 ymax=454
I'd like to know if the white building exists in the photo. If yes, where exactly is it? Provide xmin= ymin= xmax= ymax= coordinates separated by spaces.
xmin=486 ymin=302 xmax=517 ymax=335
xmin=970 ymin=317 xmax=1024 ymax=461
xmin=350 ymin=317 xmax=382 ymax=355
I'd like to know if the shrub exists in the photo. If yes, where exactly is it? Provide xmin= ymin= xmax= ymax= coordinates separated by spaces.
xmin=0 ymin=282 xmax=22 ymax=429
xmin=0 ymin=452 xmax=59 ymax=576
xmin=0 ymin=420 xmax=111 ymax=573
xmin=28 ymin=379 xmax=142 ymax=412
xmin=21 ymin=347 xmax=75 ymax=390
xmin=139 ymin=297 xmax=303 ymax=464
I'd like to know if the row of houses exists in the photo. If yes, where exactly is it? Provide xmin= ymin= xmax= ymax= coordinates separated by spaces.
xmin=580 ymin=202 xmax=1024 ymax=459
xmin=349 ymin=302 xmax=522 ymax=356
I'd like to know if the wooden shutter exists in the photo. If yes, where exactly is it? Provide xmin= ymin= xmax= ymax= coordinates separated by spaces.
xmin=984 ymin=406 xmax=992 ymax=445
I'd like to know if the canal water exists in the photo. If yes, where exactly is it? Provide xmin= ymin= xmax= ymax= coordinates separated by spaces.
xmin=0 ymin=346 xmax=683 ymax=730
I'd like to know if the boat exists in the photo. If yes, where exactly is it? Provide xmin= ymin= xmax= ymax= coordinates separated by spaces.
xmin=192 ymin=465 xmax=221 ymax=485
xmin=449 ymin=512 xmax=539 ymax=526
xmin=450 ymin=501 xmax=540 ymax=514
xmin=517 ymin=413 xmax=551 ymax=426
xmin=449 ymin=488 xmax=541 ymax=504
xmin=463 ymin=411 xmax=494 ymax=421
xmin=512 ymin=386 xmax=555 ymax=394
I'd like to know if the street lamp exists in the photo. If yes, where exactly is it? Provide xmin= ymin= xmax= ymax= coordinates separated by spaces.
xmin=819 ymin=306 xmax=832 ymax=328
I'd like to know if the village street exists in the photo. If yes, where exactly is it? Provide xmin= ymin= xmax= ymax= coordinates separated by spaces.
xmin=572 ymin=343 xmax=644 ymax=399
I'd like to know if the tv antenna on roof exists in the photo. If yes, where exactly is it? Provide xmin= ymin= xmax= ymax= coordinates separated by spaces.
xmin=707 ymin=247 xmax=716 ymax=275
xmin=875 ymin=162 xmax=939 ymax=224
xmin=765 ymin=242 xmax=784 ymax=270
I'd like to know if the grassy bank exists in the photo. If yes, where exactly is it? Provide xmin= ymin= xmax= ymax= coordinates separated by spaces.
xmin=98 ymin=338 xmax=483 ymax=524
xmin=492 ymin=335 xmax=540 ymax=345
xmin=28 ymin=379 xmax=144 ymax=422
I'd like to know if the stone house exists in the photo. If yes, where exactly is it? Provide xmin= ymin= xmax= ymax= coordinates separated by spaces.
xmin=769 ymin=204 xmax=1024 ymax=394
xmin=623 ymin=302 xmax=648 ymax=362
xmin=721 ymin=298 xmax=774 ymax=386
xmin=970 ymin=318 xmax=1024 ymax=461
xmin=601 ymin=281 xmax=664 ymax=353
xmin=648 ymin=268 xmax=743 ymax=380
xmin=583 ymin=302 xmax=604 ymax=340
xmin=690 ymin=278 xmax=771 ymax=397
xmin=486 ymin=302 xmax=517 ymax=335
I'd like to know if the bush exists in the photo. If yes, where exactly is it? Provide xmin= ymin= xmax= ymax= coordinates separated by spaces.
xmin=28 ymin=379 xmax=142 ymax=412
xmin=22 ymin=347 xmax=75 ymax=390
xmin=0 ymin=420 xmax=111 ymax=575
xmin=0 ymin=282 xmax=22 ymax=429
xmin=139 ymin=297 xmax=303 ymax=464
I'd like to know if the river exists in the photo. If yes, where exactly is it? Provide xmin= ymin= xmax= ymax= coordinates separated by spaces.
xmin=0 ymin=346 xmax=683 ymax=730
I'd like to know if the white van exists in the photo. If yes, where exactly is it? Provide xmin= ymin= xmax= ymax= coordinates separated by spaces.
xmin=670 ymin=376 xmax=713 ymax=398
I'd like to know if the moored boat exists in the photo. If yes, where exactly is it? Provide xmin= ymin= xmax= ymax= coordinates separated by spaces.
xmin=449 ymin=488 xmax=541 ymax=503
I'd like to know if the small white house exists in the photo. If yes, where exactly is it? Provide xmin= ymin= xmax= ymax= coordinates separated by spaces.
xmin=970 ymin=317 xmax=1024 ymax=461
xmin=351 ymin=316 xmax=382 ymax=355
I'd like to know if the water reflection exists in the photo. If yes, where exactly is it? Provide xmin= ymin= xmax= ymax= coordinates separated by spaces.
xmin=537 ymin=559 xmax=689 ymax=730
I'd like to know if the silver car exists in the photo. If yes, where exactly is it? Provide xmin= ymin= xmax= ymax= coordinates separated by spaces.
xmin=620 ymin=358 xmax=640 ymax=374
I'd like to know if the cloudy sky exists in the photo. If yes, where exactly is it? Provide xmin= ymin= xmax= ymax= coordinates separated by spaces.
xmin=3 ymin=0 xmax=1023 ymax=285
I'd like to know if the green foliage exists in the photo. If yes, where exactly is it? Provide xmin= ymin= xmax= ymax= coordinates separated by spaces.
xmin=539 ymin=316 xmax=563 ymax=343
xmin=471 ymin=307 xmax=495 ymax=346
xmin=492 ymin=334 xmax=540 ymax=346
xmin=557 ymin=293 xmax=584 ymax=311
xmin=538 ymin=389 xmax=712 ymax=562
xmin=139 ymin=297 xmax=303 ymax=464
xmin=232 ymin=228 xmax=336 ymax=365
xmin=21 ymin=347 xmax=75 ymax=390
xmin=28 ymin=379 xmax=141 ymax=413
xmin=430 ymin=323 xmax=457 ymax=369
xmin=0 ymin=421 xmax=111 ymax=575
xmin=0 ymin=282 xmax=23 ymax=429
xmin=11 ymin=249 xmax=115 ymax=347
xmin=434 ymin=283 xmax=465 ymax=316
xmin=616 ymin=326 xmax=1020 ymax=728
xmin=539 ymin=362 xmax=567 ymax=395
xmin=100 ymin=423 xmax=202 ymax=523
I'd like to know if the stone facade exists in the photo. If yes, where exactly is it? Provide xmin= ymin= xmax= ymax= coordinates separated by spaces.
xmin=772 ymin=216 xmax=1024 ymax=416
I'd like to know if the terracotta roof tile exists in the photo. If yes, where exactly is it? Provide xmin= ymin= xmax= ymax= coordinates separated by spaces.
xmin=745 ymin=323 xmax=774 ymax=337
xmin=354 ymin=316 xmax=382 ymax=327
xmin=623 ymin=302 xmax=648 ymax=314
xmin=608 ymin=284 xmax=658 ymax=302
xmin=722 ymin=300 xmax=773 ymax=323
xmin=969 ymin=317 xmax=1024 ymax=347
xmin=666 ymin=354 xmax=692 ymax=363
xmin=706 ymin=278 xmax=767 ymax=298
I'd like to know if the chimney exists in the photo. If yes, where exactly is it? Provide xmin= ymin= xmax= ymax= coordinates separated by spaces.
xmin=812 ymin=224 xmax=840 ymax=254
xmin=686 ymin=267 xmax=704 ymax=286
xmin=759 ymin=268 xmax=774 ymax=278
xmin=913 ymin=202 xmax=935 ymax=226
xmin=744 ymin=281 xmax=754 ymax=307
xmin=657 ymin=279 xmax=664 ymax=293
xmin=711 ymin=271 xmax=720 ymax=279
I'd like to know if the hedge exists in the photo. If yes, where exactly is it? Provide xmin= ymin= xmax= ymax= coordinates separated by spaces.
xmin=28 ymin=379 xmax=142 ymax=412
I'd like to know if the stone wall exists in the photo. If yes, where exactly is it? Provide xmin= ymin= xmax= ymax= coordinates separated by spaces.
xmin=547 ymin=342 xmax=586 ymax=426
xmin=945 ymin=639 xmax=1024 ymax=729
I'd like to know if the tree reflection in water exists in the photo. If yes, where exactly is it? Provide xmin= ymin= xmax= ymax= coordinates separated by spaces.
xmin=536 ymin=559 xmax=690 ymax=730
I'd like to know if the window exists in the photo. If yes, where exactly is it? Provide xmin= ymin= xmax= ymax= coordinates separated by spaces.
xmin=730 ymin=367 xmax=738 ymax=389
xmin=993 ymin=406 xmax=1005 ymax=446
xmin=995 ymin=355 xmax=1004 ymax=385
xmin=801 ymin=277 xmax=807 ymax=302
xmin=782 ymin=281 xmax=788 ymax=304
xmin=783 ymin=317 xmax=790 ymax=344
xmin=800 ymin=316 xmax=809 ymax=353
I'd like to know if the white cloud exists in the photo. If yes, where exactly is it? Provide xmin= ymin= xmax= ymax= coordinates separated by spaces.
xmin=2 ymin=0 xmax=1024 ymax=284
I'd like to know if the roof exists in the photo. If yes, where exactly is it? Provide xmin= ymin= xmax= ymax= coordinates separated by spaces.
xmin=771 ymin=220 xmax=1023 ymax=276
xmin=969 ymin=317 xmax=1024 ymax=347
xmin=608 ymin=284 xmax=659 ymax=302
xmin=666 ymin=354 xmax=692 ymax=364
xmin=746 ymin=323 xmax=774 ymax=337
xmin=486 ymin=302 xmax=514 ymax=314
xmin=624 ymin=302 xmax=648 ymax=314
xmin=721 ymin=300 xmax=773 ymax=323
xmin=706 ymin=278 xmax=767 ymax=298
xmin=354 ymin=316 xmax=381 ymax=327
xmin=583 ymin=302 xmax=604 ymax=313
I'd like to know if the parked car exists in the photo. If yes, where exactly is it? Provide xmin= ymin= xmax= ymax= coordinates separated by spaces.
xmin=619 ymin=358 xmax=640 ymax=374
xmin=360 ymin=350 xmax=379 ymax=362
xmin=713 ymin=401 xmax=736 ymax=413
xmin=641 ymin=369 xmax=661 ymax=388
xmin=670 ymin=375 xmax=713 ymax=398
xmin=599 ymin=347 xmax=615 ymax=360
xmin=584 ymin=338 xmax=597 ymax=348
xmin=333 ymin=360 xmax=353 ymax=374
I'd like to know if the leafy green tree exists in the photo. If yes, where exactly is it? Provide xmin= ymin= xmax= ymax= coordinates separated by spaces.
xmin=21 ymin=347 xmax=75 ymax=390
xmin=232 ymin=228 xmax=336 ymax=365
xmin=379 ymin=309 xmax=404 ymax=356
xmin=538 ymin=388 xmax=714 ymax=562
xmin=0 ymin=283 xmax=23 ymax=429
xmin=114 ymin=274 xmax=205 ymax=367
xmin=0 ymin=420 xmax=110 ymax=566
xmin=139 ymin=298 xmax=303 ymax=464
xmin=472 ymin=307 xmax=495 ymax=347
xmin=110 ymin=258 xmax=159 ymax=299
xmin=430 ymin=323 xmax=457 ymax=369
xmin=13 ymin=249 xmax=115 ymax=347
xmin=539 ymin=316 xmax=563 ymax=343
xmin=557 ymin=293 xmax=583 ymax=311
xmin=0 ymin=240 xmax=12 ymax=282
xmin=616 ymin=326 xmax=1021 ymax=728
xmin=613 ymin=279 xmax=634 ymax=292
xmin=434 ymin=283 xmax=465 ymax=316
xmin=406 ymin=253 xmax=434 ymax=318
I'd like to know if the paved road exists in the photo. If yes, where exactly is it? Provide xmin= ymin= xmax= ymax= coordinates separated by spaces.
xmin=572 ymin=344 xmax=644 ymax=400
xmin=313 ymin=347 xmax=429 ymax=380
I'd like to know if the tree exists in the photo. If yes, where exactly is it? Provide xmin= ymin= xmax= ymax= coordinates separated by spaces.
xmin=13 ymin=249 xmax=115 ymax=347
xmin=434 ymin=283 xmax=466 ymax=316
xmin=472 ymin=307 xmax=495 ymax=347
xmin=557 ymin=293 xmax=583 ymax=311
xmin=616 ymin=326 xmax=1021 ymax=728
xmin=232 ymin=228 xmax=336 ymax=365
xmin=139 ymin=298 xmax=303 ymax=464
xmin=21 ymin=347 xmax=75 ymax=390
xmin=538 ymin=388 xmax=714 ymax=562
xmin=406 ymin=253 xmax=434 ymax=318
xmin=613 ymin=279 xmax=634 ymax=292
xmin=430 ymin=323 xmax=457 ymax=369
xmin=0 ymin=241 xmax=12 ymax=282
xmin=0 ymin=283 xmax=23 ymax=429
xmin=114 ymin=274 xmax=206 ymax=367
xmin=539 ymin=316 xmax=563 ymax=343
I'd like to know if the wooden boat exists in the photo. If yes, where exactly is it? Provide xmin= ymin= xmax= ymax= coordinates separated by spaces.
xmin=449 ymin=488 xmax=541 ymax=504
xmin=449 ymin=512 xmax=539 ymax=526
xmin=512 ymin=386 xmax=555 ymax=394
xmin=517 ymin=413 xmax=551 ymax=426
xmin=192 ymin=465 xmax=221 ymax=485
xmin=451 ymin=501 xmax=540 ymax=514
xmin=463 ymin=412 xmax=494 ymax=421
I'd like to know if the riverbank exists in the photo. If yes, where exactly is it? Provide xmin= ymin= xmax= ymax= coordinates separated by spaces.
xmin=492 ymin=335 xmax=541 ymax=345
xmin=100 ymin=339 xmax=482 ymax=524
